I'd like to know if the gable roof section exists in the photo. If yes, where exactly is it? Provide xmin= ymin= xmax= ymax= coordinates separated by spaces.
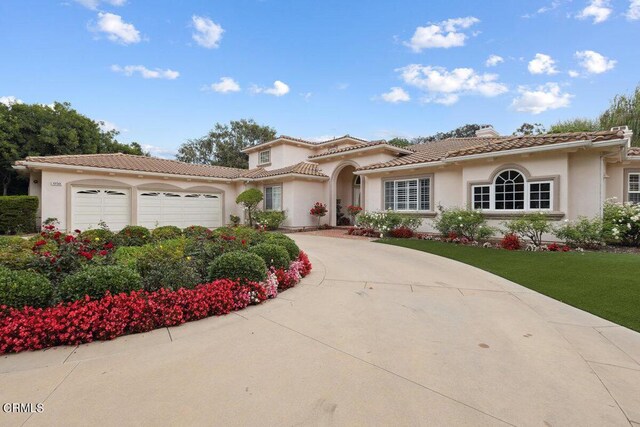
xmin=357 ymin=130 xmax=627 ymax=172
xmin=628 ymin=147 xmax=640 ymax=157
xmin=16 ymin=153 xmax=245 ymax=179
xmin=240 ymin=162 xmax=328 ymax=179
xmin=307 ymin=140 xmax=412 ymax=159
xmin=242 ymin=134 xmax=368 ymax=153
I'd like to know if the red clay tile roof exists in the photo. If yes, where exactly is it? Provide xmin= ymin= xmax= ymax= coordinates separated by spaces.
xmin=358 ymin=130 xmax=627 ymax=171
xmin=240 ymin=162 xmax=328 ymax=179
xmin=628 ymin=147 xmax=640 ymax=156
xmin=17 ymin=153 xmax=244 ymax=179
xmin=244 ymin=134 xmax=368 ymax=152
xmin=307 ymin=140 xmax=407 ymax=159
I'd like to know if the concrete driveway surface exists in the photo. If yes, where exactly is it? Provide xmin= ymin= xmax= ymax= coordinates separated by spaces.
xmin=1 ymin=235 xmax=639 ymax=426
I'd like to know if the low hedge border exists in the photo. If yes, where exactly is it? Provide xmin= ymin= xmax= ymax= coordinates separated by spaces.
xmin=0 ymin=196 xmax=39 ymax=234
xmin=0 ymin=252 xmax=312 ymax=354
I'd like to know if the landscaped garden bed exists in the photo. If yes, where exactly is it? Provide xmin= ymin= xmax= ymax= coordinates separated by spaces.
xmin=0 ymin=222 xmax=312 ymax=354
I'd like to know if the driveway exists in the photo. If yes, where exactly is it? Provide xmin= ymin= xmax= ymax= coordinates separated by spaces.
xmin=1 ymin=235 xmax=639 ymax=426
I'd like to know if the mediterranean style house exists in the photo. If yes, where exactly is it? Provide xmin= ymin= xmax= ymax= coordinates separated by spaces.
xmin=14 ymin=125 xmax=638 ymax=234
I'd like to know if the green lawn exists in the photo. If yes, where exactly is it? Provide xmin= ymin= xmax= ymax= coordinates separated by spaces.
xmin=377 ymin=239 xmax=640 ymax=332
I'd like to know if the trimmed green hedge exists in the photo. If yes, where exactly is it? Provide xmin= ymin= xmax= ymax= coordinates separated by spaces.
xmin=0 ymin=266 xmax=53 ymax=308
xmin=0 ymin=196 xmax=39 ymax=234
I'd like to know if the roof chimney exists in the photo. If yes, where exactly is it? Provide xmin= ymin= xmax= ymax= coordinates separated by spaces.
xmin=475 ymin=125 xmax=500 ymax=138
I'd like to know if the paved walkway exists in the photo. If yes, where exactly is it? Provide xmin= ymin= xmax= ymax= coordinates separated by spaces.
xmin=1 ymin=235 xmax=639 ymax=426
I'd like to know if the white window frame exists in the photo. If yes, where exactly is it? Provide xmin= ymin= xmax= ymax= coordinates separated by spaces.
xmin=383 ymin=177 xmax=431 ymax=212
xmin=264 ymin=185 xmax=282 ymax=211
xmin=628 ymin=173 xmax=640 ymax=203
xmin=470 ymin=170 xmax=554 ymax=212
xmin=258 ymin=150 xmax=271 ymax=165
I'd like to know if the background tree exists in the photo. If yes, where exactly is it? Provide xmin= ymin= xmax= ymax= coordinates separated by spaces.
xmin=0 ymin=101 xmax=145 ymax=195
xmin=513 ymin=123 xmax=546 ymax=136
xmin=387 ymin=137 xmax=411 ymax=148
xmin=177 ymin=119 xmax=276 ymax=169
xmin=411 ymin=124 xmax=484 ymax=144
xmin=548 ymin=118 xmax=600 ymax=134
xmin=599 ymin=84 xmax=640 ymax=146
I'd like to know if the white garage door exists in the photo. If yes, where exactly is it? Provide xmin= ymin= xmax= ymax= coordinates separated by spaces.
xmin=72 ymin=187 xmax=131 ymax=231
xmin=137 ymin=191 xmax=222 ymax=229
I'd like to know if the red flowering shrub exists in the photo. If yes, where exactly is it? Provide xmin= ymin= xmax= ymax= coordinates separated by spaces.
xmin=389 ymin=227 xmax=414 ymax=238
xmin=0 ymin=279 xmax=269 ymax=354
xmin=501 ymin=234 xmax=521 ymax=250
xmin=348 ymin=227 xmax=378 ymax=237
xmin=296 ymin=251 xmax=312 ymax=277
xmin=547 ymin=243 xmax=571 ymax=252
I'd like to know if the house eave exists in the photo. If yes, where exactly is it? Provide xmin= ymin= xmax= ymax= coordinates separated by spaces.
xmin=309 ymin=144 xmax=413 ymax=161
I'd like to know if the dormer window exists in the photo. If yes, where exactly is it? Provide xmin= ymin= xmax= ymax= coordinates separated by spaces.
xmin=258 ymin=150 xmax=271 ymax=165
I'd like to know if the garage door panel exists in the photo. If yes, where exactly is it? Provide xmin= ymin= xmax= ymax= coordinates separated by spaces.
xmin=137 ymin=191 xmax=222 ymax=229
xmin=72 ymin=187 xmax=131 ymax=231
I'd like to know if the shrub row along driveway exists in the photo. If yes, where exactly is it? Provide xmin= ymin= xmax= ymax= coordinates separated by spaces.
xmin=1 ymin=235 xmax=639 ymax=426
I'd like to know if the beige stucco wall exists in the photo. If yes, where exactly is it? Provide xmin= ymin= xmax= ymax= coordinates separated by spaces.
xmin=248 ymin=144 xmax=315 ymax=170
xmin=37 ymin=169 xmax=241 ymax=231
xmin=605 ymin=159 xmax=640 ymax=203
xmin=567 ymin=150 xmax=604 ymax=219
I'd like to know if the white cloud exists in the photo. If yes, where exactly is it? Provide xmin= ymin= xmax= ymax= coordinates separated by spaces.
xmin=528 ymin=53 xmax=558 ymax=75
xmin=485 ymin=54 xmax=504 ymax=67
xmin=628 ymin=0 xmax=640 ymax=19
xmin=206 ymin=77 xmax=240 ymax=93
xmin=98 ymin=120 xmax=119 ymax=132
xmin=251 ymin=80 xmax=290 ymax=96
xmin=300 ymin=92 xmax=313 ymax=101
xmin=397 ymin=64 xmax=507 ymax=105
xmin=577 ymin=0 xmax=612 ymax=23
xmin=511 ymin=83 xmax=572 ymax=114
xmin=111 ymin=65 xmax=180 ymax=80
xmin=405 ymin=17 xmax=480 ymax=51
xmin=575 ymin=50 xmax=616 ymax=74
xmin=94 ymin=12 xmax=141 ymax=44
xmin=191 ymin=15 xmax=224 ymax=49
xmin=568 ymin=70 xmax=580 ymax=77
xmin=74 ymin=0 xmax=126 ymax=10
xmin=0 ymin=96 xmax=23 ymax=107
xmin=522 ymin=0 xmax=563 ymax=17
xmin=142 ymin=144 xmax=177 ymax=159
xmin=380 ymin=87 xmax=411 ymax=103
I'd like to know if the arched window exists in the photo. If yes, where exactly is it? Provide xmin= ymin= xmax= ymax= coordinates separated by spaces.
xmin=494 ymin=170 xmax=525 ymax=210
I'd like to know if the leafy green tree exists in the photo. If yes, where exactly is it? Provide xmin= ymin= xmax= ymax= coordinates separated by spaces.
xmin=236 ymin=188 xmax=263 ymax=226
xmin=177 ymin=119 xmax=276 ymax=169
xmin=549 ymin=118 xmax=600 ymax=134
xmin=0 ymin=101 xmax=144 ymax=195
xmin=387 ymin=137 xmax=411 ymax=148
xmin=513 ymin=123 xmax=546 ymax=136
xmin=599 ymin=84 xmax=640 ymax=146
xmin=412 ymin=124 xmax=484 ymax=144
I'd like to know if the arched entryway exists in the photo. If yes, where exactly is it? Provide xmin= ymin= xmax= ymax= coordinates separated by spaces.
xmin=331 ymin=161 xmax=363 ymax=226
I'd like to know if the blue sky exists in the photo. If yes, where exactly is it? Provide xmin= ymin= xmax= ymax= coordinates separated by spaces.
xmin=1 ymin=0 xmax=639 ymax=157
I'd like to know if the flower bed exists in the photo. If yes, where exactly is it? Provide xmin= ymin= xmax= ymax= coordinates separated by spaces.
xmin=0 ymin=252 xmax=311 ymax=354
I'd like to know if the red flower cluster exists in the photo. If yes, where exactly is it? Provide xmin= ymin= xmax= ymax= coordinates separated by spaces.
xmin=547 ymin=243 xmax=570 ymax=252
xmin=0 ymin=280 xmax=266 ymax=354
xmin=389 ymin=227 xmax=414 ymax=238
xmin=297 ymin=251 xmax=312 ymax=277
xmin=501 ymin=234 xmax=521 ymax=250
xmin=309 ymin=202 xmax=328 ymax=216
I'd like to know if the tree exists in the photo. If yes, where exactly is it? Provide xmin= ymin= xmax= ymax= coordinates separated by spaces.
xmin=599 ymin=84 xmax=640 ymax=146
xmin=0 ymin=101 xmax=144 ymax=195
xmin=387 ymin=137 xmax=411 ymax=148
xmin=513 ymin=123 xmax=546 ymax=136
xmin=236 ymin=188 xmax=263 ymax=226
xmin=411 ymin=124 xmax=484 ymax=144
xmin=549 ymin=118 xmax=600 ymax=134
xmin=177 ymin=119 xmax=276 ymax=169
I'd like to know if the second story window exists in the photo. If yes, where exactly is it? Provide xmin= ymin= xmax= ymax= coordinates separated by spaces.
xmin=259 ymin=150 xmax=271 ymax=165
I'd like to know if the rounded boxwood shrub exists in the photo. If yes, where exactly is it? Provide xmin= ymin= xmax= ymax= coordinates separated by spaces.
xmin=134 ymin=243 xmax=200 ymax=291
xmin=117 ymin=226 xmax=151 ymax=247
xmin=152 ymin=225 xmax=183 ymax=241
xmin=233 ymin=226 xmax=266 ymax=245
xmin=58 ymin=264 xmax=142 ymax=302
xmin=249 ymin=243 xmax=291 ymax=269
xmin=0 ymin=267 xmax=53 ymax=308
xmin=79 ymin=228 xmax=116 ymax=244
xmin=0 ymin=236 xmax=34 ymax=270
xmin=207 ymin=251 xmax=267 ymax=283
xmin=183 ymin=225 xmax=212 ymax=240
xmin=264 ymin=233 xmax=300 ymax=260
